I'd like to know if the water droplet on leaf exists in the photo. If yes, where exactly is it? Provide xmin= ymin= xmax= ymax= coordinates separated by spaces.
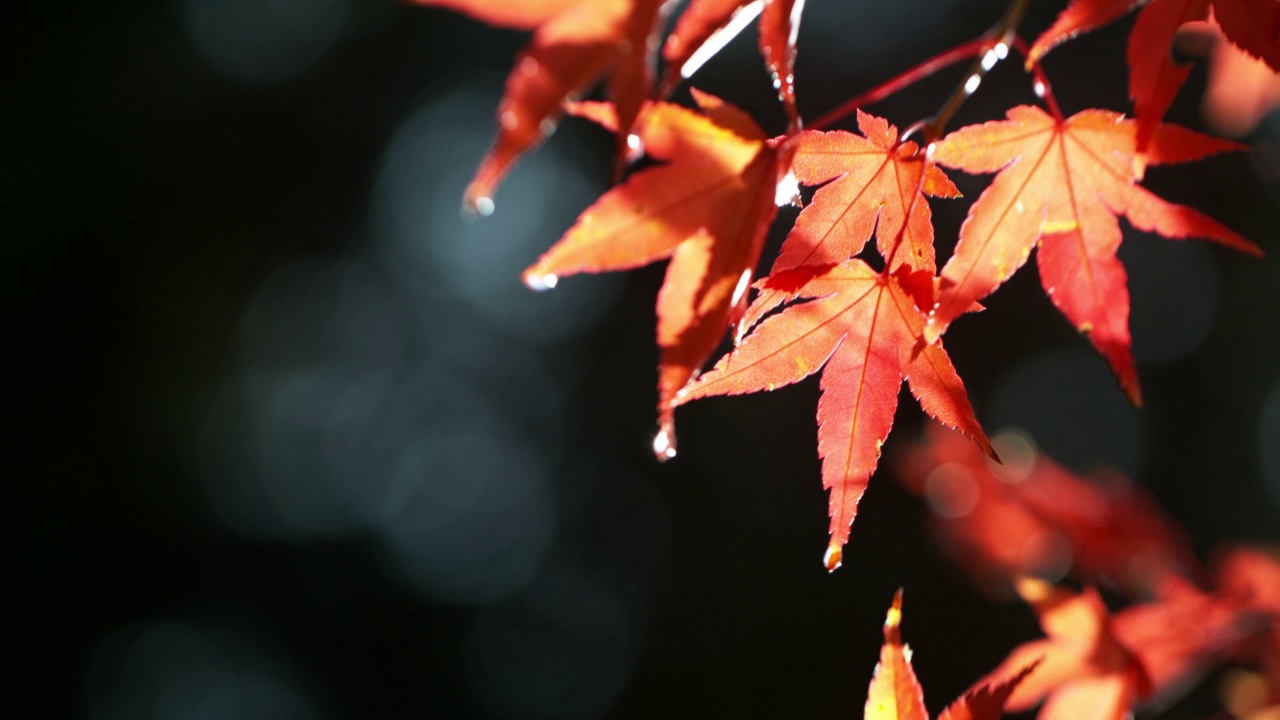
xmin=523 ymin=272 xmax=558 ymax=291
xmin=652 ymin=426 xmax=676 ymax=462
xmin=824 ymin=543 xmax=842 ymax=572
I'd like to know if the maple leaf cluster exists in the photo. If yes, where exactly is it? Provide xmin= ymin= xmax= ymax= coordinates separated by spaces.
xmin=896 ymin=427 xmax=1280 ymax=719
xmin=414 ymin=0 xmax=1270 ymax=568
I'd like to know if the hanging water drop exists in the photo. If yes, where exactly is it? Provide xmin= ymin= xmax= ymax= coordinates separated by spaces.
xmin=823 ymin=543 xmax=843 ymax=572
xmin=472 ymin=196 xmax=495 ymax=217
xmin=652 ymin=426 xmax=677 ymax=462
xmin=523 ymin=272 xmax=558 ymax=291
xmin=626 ymin=133 xmax=644 ymax=164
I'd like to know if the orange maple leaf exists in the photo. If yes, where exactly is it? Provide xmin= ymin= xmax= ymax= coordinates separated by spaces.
xmin=413 ymin=0 xmax=666 ymax=211
xmin=865 ymin=590 xmax=1038 ymax=720
xmin=1113 ymin=574 xmax=1260 ymax=707
xmin=524 ymin=91 xmax=788 ymax=458
xmin=1029 ymin=0 xmax=1280 ymax=152
xmin=1214 ymin=546 xmax=1280 ymax=706
xmin=677 ymin=261 xmax=991 ymax=569
xmin=979 ymin=578 xmax=1150 ymax=720
xmin=660 ymin=0 xmax=805 ymax=129
xmin=742 ymin=111 xmax=960 ymax=333
xmin=925 ymin=105 xmax=1262 ymax=406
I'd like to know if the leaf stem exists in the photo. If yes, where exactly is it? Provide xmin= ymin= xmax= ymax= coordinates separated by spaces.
xmin=921 ymin=0 xmax=1032 ymax=142
xmin=808 ymin=38 xmax=989 ymax=131
xmin=809 ymin=0 xmax=1033 ymax=135
xmin=1012 ymin=37 xmax=1064 ymax=122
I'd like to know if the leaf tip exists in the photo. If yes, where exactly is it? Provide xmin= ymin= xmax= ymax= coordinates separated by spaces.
xmin=884 ymin=588 xmax=904 ymax=643
xmin=523 ymin=270 xmax=559 ymax=292
xmin=823 ymin=542 xmax=843 ymax=572
xmin=652 ymin=420 xmax=677 ymax=462
xmin=464 ymin=191 xmax=496 ymax=218
xmin=1124 ymin=382 xmax=1143 ymax=409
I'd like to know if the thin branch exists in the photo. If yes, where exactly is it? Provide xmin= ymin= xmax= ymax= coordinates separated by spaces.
xmin=808 ymin=38 xmax=989 ymax=131
xmin=1012 ymin=36 xmax=1065 ymax=121
xmin=922 ymin=0 xmax=1032 ymax=142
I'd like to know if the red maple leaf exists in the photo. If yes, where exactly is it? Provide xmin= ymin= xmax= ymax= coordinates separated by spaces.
xmin=979 ymin=578 xmax=1151 ymax=720
xmin=660 ymin=0 xmax=805 ymax=129
xmin=741 ymin=111 xmax=961 ymax=333
xmin=896 ymin=425 xmax=1198 ymax=597
xmin=1029 ymin=0 xmax=1280 ymax=152
xmin=864 ymin=590 xmax=1038 ymax=720
xmin=925 ymin=105 xmax=1262 ymax=406
xmin=676 ymin=261 xmax=991 ymax=570
xmin=523 ymin=91 xmax=788 ymax=458
xmin=1113 ymin=574 xmax=1262 ymax=707
xmin=1214 ymin=546 xmax=1280 ymax=706
xmin=413 ymin=0 xmax=666 ymax=211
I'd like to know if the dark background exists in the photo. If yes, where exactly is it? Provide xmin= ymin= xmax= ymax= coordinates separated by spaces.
xmin=11 ymin=0 xmax=1280 ymax=717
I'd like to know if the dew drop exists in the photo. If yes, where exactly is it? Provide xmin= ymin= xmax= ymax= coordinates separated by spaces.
xmin=652 ymin=426 xmax=677 ymax=462
xmin=625 ymin=133 xmax=644 ymax=164
xmin=823 ymin=543 xmax=842 ymax=572
xmin=473 ymin=196 xmax=495 ymax=217
xmin=964 ymin=74 xmax=982 ymax=95
xmin=994 ymin=42 xmax=1009 ymax=60
xmin=1034 ymin=80 xmax=1046 ymax=98
xmin=500 ymin=110 xmax=519 ymax=130
xmin=981 ymin=49 xmax=998 ymax=71
xmin=523 ymin=272 xmax=558 ymax=291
